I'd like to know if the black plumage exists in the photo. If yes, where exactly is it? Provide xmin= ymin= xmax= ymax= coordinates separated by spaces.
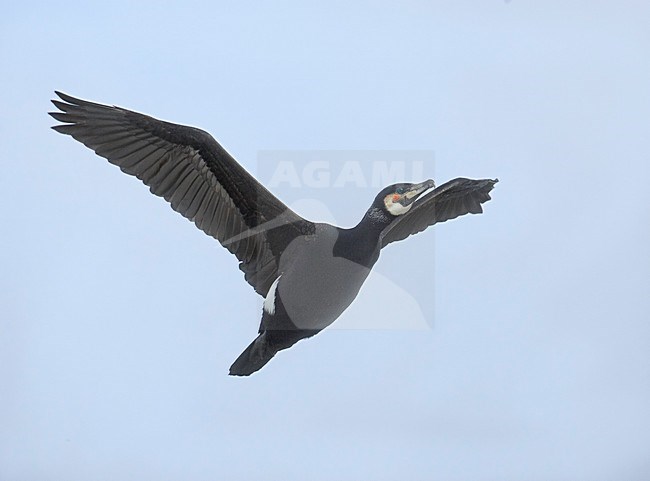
xmin=50 ymin=92 xmax=497 ymax=376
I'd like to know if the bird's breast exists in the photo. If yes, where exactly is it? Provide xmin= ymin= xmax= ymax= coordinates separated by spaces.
xmin=274 ymin=227 xmax=374 ymax=330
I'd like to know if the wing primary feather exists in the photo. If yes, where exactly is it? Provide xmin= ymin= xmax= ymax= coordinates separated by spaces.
xmin=51 ymin=124 xmax=78 ymax=135
xmin=48 ymin=111 xmax=77 ymax=123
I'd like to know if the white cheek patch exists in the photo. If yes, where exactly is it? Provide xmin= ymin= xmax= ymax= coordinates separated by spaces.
xmin=263 ymin=275 xmax=281 ymax=315
xmin=384 ymin=197 xmax=413 ymax=216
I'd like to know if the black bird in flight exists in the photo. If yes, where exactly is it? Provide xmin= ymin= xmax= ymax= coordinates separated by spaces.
xmin=50 ymin=92 xmax=497 ymax=376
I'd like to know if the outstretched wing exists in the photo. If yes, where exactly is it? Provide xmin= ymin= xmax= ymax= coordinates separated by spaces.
xmin=380 ymin=177 xmax=497 ymax=247
xmin=50 ymin=91 xmax=313 ymax=296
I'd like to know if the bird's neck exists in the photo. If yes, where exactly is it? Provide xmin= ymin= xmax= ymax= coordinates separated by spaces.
xmin=334 ymin=207 xmax=392 ymax=268
xmin=354 ymin=206 xmax=393 ymax=236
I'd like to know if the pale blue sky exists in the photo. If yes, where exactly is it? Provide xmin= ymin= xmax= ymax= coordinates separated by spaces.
xmin=2 ymin=1 xmax=650 ymax=480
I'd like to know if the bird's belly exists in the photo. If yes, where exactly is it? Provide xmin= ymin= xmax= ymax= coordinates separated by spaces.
xmin=276 ymin=233 xmax=375 ymax=331
xmin=279 ymin=258 xmax=371 ymax=330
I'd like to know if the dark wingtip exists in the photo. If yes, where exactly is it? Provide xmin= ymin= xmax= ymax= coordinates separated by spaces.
xmin=48 ymin=111 xmax=72 ymax=123
xmin=484 ymin=178 xmax=498 ymax=192
xmin=54 ymin=90 xmax=77 ymax=103
xmin=51 ymin=99 xmax=69 ymax=110
xmin=51 ymin=124 xmax=76 ymax=134
xmin=50 ymin=92 xmax=82 ymax=132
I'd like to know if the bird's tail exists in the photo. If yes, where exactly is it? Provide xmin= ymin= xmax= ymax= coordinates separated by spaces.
xmin=229 ymin=333 xmax=277 ymax=376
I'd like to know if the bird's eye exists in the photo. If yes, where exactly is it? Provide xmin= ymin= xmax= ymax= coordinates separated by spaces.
xmin=396 ymin=187 xmax=404 ymax=195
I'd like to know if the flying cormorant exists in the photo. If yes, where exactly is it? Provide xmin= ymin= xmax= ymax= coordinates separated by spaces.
xmin=50 ymin=92 xmax=497 ymax=376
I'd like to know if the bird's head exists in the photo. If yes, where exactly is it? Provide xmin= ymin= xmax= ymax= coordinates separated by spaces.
xmin=375 ymin=179 xmax=436 ymax=216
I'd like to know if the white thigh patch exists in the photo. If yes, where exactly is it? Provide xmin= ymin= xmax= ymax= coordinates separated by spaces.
xmin=263 ymin=275 xmax=282 ymax=315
